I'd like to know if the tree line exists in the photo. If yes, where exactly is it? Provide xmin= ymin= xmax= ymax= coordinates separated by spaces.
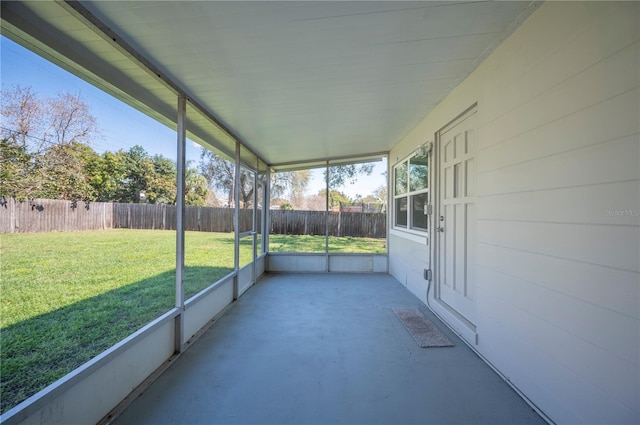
xmin=0 ymin=86 xmax=212 ymax=206
xmin=1 ymin=86 xmax=384 ymax=209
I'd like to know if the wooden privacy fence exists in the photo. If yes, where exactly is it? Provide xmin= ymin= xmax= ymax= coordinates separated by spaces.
xmin=0 ymin=198 xmax=113 ymax=233
xmin=269 ymin=210 xmax=386 ymax=239
xmin=112 ymin=203 xmax=254 ymax=233
xmin=0 ymin=198 xmax=386 ymax=238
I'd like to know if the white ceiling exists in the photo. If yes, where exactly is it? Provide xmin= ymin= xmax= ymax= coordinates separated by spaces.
xmin=1 ymin=1 xmax=539 ymax=168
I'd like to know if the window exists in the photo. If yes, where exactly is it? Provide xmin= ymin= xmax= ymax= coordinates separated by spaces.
xmin=393 ymin=154 xmax=428 ymax=231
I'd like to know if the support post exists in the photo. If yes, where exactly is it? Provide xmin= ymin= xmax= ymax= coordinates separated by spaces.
xmin=252 ymin=161 xmax=258 ymax=284
xmin=264 ymin=168 xmax=271 ymax=257
xmin=386 ymin=154 xmax=391 ymax=273
xmin=325 ymin=162 xmax=329 ymax=272
xmin=175 ymin=95 xmax=186 ymax=353
xmin=233 ymin=142 xmax=240 ymax=300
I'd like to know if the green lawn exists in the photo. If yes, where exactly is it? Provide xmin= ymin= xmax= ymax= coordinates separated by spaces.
xmin=269 ymin=234 xmax=386 ymax=253
xmin=0 ymin=229 xmax=385 ymax=413
xmin=0 ymin=229 xmax=240 ymax=413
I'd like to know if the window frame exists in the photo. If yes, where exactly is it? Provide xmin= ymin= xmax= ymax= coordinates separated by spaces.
xmin=393 ymin=153 xmax=429 ymax=233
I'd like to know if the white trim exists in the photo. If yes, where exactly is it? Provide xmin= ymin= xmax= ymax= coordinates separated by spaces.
xmin=392 ymin=152 xmax=430 ymax=231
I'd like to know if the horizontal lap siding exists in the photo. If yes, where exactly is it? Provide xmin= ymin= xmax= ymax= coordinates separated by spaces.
xmin=475 ymin=3 xmax=639 ymax=424
xmin=388 ymin=233 xmax=428 ymax=297
xmin=389 ymin=2 xmax=639 ymax=424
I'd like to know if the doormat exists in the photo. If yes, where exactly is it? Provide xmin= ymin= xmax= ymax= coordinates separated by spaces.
xmin=392 ymin=308 xmax=454 ymax=348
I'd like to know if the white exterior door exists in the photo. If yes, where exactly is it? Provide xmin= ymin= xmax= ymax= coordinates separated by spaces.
xmin=436 ymin=109 xmax=477 ymax=326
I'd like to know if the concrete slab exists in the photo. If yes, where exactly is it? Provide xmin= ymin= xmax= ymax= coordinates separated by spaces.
xmin=113 ymin=273 xmax=546 ymax=425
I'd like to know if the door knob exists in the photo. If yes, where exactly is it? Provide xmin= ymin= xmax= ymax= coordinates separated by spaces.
xmin=436 ymin=227 xmax=444 ymax=232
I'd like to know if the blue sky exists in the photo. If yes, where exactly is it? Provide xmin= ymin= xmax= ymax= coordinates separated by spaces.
xmin=1 ymin=36 xmax=202 ymax=164
xmin=1 ymin=35 xmax=386 ymax=198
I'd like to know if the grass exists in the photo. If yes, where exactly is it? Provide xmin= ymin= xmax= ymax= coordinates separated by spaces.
xmin=268 ymin=234 xmax=386 ymax=253
xmin=1 ymin=229 xmax=239 ymax=413
xmin=0 ymin=229 xmax=385 ymax=413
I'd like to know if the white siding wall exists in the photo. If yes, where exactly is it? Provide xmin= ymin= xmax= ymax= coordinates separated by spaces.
xmin=388 ymin=2 xmax=639 ymax=424
xmin=388 ymin=230 xmax=429 ymax=297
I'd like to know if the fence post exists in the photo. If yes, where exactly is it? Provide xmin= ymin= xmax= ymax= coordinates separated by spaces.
xmin=372 ymin=214 xmax=376 ymax=238
xmin=10 ymin=198 xmax=16 ymax=233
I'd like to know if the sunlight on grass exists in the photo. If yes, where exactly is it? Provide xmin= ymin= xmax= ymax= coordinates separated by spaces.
xmin=269 ymin=234 xmax=386 ymax=253
xmin=1 ymin=230 xmax=241 ymax=328
xmin=328 ymin=236 xmax=386 ymax=253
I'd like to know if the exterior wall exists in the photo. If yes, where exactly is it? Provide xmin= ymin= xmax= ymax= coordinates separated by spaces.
xmin=268 ymin=253 xmax=328 ymax=273
xmin=184 ymin=277 xmax=235 ymax=341
xmin=238 ymin=261 xmax=258 ymax=297
xmin=388 ymin=2 xmax=639 ymax=424
xmin=267 ymin=253 xmax=388 ymax=273
xmin=255 ymin=254 xmax=266 ymax=279
xmin=388 ymin=230 xmax=429 ymax=297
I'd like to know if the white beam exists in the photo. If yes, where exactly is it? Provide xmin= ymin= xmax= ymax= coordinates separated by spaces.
xmin=175 ymin=95 xmax=186 ymax=353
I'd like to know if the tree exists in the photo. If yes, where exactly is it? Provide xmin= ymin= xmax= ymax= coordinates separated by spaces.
xmin=301 ymin=194 xmax=326 ymax=211
xmin=372 ymin=184 xmax=387 ymax=202
xmin=114 ymin=146 xmax=182 ymax=204
xmin=44 ymin=92 xmax=98 ymax=147
xmin=319 ymin=189 xmax=351 ymax=208
xmin=89 ymin=150 xmax=128 ymax=202
xmin=0 ymin=139 xmax=39 ymax=199
xmin=115 ymin=145 xmax=155 ymax=203
xmin=0 ymin=86 xmax=209 ymax=204
xmin=40 ymin=141 xmax=99 ymax=200
xmin=1 ymin=86 xmax=98 ymax=154
xmin=199 ymin=149 xmax=313 ymax=209
xmin=1 ymin=86 xmax=99 ymax=200
xmin=238 ymin=170 xmax=255 ymax=208
xmin=0 ymin=86 xmax=45 ymax=151
xmin=271 ymin=170 xmax=310 ymax=203
xmin=326 ymin=164 xmax=374 ymax=188
xmin=199 ymin=149 xmax=266 ymax=208
xmin=147 ymin=154 xmax=177 ymax=204
xmin=185 ymin=165 xmax=209 ymax=206
xmin=199 ymin=149 xmax=235 ymax=206
xmin=88 ymin=146 xmax=179 ymax=204
xmin=1 ymin=87 xmax=53 ymax=199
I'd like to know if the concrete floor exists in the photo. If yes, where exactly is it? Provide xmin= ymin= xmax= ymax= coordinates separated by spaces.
xmin=114 ymin=273 xmax=546 ymax=425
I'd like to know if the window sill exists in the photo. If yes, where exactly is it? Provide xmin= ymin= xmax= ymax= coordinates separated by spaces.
xmin=389 ymin=228 xmax=429 ymax=245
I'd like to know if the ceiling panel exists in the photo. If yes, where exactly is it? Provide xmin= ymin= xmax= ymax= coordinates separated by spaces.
xmin=2 ymin=1 xmax=540 ymax=167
